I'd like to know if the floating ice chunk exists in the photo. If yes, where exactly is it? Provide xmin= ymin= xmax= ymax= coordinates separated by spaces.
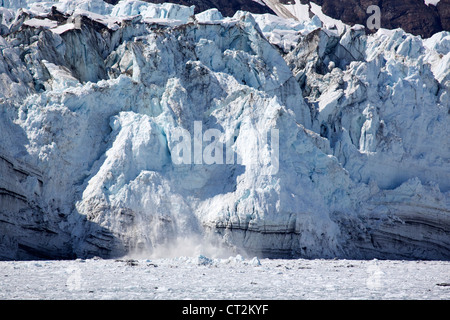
xmin=230 ymin=255 xmax=245 ymax=264
xmin=250 ymin=257 xmax=261 ymax=266
xmin=197 ymin=255 xmax=213 ymax=266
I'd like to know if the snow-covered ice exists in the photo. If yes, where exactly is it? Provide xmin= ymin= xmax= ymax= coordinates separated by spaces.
xmin=0 ymin=256 xmax=449 ymax=299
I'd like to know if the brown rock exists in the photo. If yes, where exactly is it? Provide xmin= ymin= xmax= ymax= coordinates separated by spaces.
xmin=136 ymin=0 xmax=275 ymax=16
xmin=437 ymin=0 xmax=450 ymax=32
xmin=102 ymin=1 xmax=449 ymax=37
xmin=299 ymin=0 xmax=448 ymax=38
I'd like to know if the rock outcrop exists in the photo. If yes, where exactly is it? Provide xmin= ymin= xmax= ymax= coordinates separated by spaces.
xmin=125 ymin=0 xmax=450 ymax=38
xmin=296 ymin=0 xmax=450 ymax=38
xmin=126 ymin=0 xmax=276 ymax=16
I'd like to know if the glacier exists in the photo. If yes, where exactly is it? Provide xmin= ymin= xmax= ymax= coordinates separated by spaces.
xmin=0 ymin=0 xmax=449 ymax=260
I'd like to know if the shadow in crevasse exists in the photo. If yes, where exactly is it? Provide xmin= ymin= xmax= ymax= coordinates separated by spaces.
xmin=0 ymin=108 xmax=124 ymax=261
xmin=0 ymin=156 xmax=123 ymax=260
xmin=0 ymin=155 xmax=126 ymax=261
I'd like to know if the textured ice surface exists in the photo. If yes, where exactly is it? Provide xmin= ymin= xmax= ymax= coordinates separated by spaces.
xmin=0 ymin=257 xmax=449 ymax=299
xmin=0 ymin=0 xmax=449 ymax=261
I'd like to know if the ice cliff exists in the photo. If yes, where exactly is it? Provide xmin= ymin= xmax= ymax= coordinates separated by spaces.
xmin=0 ymin=0 xmax=449 ymax=260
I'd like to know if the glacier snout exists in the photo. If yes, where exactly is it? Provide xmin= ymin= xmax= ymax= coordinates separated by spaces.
xmin=0 ymin=2 xmax=449 ymax=260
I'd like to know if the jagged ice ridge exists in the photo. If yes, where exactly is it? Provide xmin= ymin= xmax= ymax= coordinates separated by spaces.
xmin=0 ymin=0 xmax=449 ymax=260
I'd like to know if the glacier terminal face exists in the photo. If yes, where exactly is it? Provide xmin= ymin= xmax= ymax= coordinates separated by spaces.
xmin=0 ymin=0 xmax=449 ymax=260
